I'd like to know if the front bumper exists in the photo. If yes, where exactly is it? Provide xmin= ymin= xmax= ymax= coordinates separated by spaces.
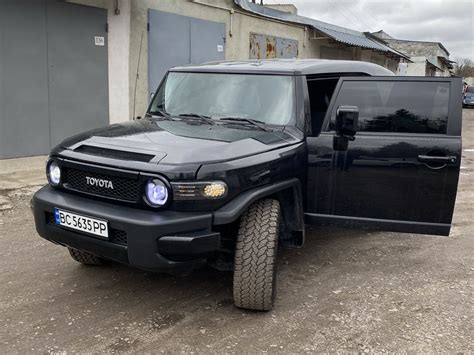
xmin=32 ymin=185 xmax=220 ymax=273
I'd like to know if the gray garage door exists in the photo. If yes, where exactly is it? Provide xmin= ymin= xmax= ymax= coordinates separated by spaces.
xmin=0 ymin=0 xmax=108 ymax=159
xmin=148 ymin=10 xmax=226 ymax=95
xmin=0 ymin=0 xmax=50 ymax=159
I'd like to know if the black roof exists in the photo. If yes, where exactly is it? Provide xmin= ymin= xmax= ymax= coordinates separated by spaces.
xmin=170 ymin=59 xmax=394 ymax=76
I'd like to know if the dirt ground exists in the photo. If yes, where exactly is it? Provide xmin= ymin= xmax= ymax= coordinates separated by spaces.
xmin=0 ymin=110 xmax=473 ymax=353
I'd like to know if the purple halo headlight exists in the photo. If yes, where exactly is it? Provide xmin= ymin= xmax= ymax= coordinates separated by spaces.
xmin=145 ymin=179 xmax=169 ymax=207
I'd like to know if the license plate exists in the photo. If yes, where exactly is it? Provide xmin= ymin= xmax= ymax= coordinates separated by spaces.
xmin=54 ymin=208 xmax=108 ymax=239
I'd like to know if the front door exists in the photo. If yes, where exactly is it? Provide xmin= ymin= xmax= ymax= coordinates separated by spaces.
xmin=306 ymin=76 xmax=462 ymax=236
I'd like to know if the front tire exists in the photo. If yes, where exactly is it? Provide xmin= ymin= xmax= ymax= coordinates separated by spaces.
xmin=68 ymin=247 xmax=103 ymax=266
xmin=233 ymin=198 xmax=280 ymax=311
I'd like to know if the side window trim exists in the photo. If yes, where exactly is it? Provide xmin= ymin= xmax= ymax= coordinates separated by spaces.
xmin=320 ymin=77 xmax=345 ymax=132
xmin=307 ymin=74 xmax=371 ymax=136
xmin=322 ymin=76 xmax=461 ymax=136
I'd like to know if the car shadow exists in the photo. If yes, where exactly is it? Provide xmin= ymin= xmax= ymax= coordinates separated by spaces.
xmin=62 ymin=225 xmax=406 ymax=314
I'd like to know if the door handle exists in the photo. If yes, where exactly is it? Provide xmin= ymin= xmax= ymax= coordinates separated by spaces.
xmin=417 ymin=155 xmax=457 ymax=164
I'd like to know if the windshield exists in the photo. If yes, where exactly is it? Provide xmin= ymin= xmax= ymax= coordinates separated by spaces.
xmin=467 ymin=86 xmax=474 ymax=93
xmin=149 ymin=72 xmax=295 ymax=125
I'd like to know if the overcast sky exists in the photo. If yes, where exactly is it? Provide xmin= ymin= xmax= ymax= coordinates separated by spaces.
xmin=263 ymin=0 xmax=474 ymax=60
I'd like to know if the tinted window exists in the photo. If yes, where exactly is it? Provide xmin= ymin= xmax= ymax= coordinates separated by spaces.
xmin=329 ymin=81 xmax=450 ymax=134
xmin=150 ymin=72 xmax=295 ymax=125
xmin=307 ymin=78 xmax=338 ymax=136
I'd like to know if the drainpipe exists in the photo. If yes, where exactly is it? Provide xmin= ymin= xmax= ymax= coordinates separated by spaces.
xmin=303 ymin=26 xmax=306 ymax=48
xmin=114 ymin=0 xmax=120 ymax=15
xmin=190 ymin=0 xmax=234 ymax=37
xmin=229 ymin=9 xmax=234 ymax=37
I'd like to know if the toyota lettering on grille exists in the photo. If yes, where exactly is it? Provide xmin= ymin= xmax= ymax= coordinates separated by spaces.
xmin=85 ymin=176 xmax=114 ymax=189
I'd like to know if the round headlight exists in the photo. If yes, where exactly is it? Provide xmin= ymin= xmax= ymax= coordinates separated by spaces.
xmin=47 ymin=160 xmax=61 ymax=186
xmin=145 ymin=179 xmax=169 ymax=207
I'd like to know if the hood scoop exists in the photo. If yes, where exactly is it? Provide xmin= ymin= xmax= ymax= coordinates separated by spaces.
xmin=74 ymin=145 xmax=155 ymax=163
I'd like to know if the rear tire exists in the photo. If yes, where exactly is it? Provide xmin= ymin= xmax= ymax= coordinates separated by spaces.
xmin=68 ymin=247 xmax=103 ymax=266
xmin=233 ymin=198 xmax=280 ymax=311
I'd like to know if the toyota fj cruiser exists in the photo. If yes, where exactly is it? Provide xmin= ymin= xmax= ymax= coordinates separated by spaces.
xmin=32 ymin=60 xmax=462 ymax=311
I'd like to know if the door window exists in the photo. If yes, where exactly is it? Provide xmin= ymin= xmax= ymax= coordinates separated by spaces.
xmin=329 ymin=81 xmax=450 ymax=134
xmin=307 ymin=78 xmax=339 ymax=136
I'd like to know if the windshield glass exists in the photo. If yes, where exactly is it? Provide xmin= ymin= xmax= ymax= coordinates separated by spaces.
xmin=467 ymin=86 xmax=474 ymax=93
xmin=149 ymin=72 xmax=295 ymax=125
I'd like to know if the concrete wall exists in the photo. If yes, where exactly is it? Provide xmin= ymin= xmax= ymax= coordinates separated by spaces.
xmin=66 ymin=0 xmax=402 ymax=123
xmin=359 ymin=48 xmax=398 ymax=72
xmin=129 ymin=1 xmax=403 ymax=116
xmin=382 ymin=39 xmax=452 ymax=76
xmin=67 ymin=0 xmax=131 ymax=124
xmin=403 ymin=56 xmax=452 ymax=77
xmin=130 ymin=0 xmax=311 ymax=117
xmin=405 ymin=57 xmax=427 ymax=76
xmin=385 ymin=39 xmax=449 ymax=58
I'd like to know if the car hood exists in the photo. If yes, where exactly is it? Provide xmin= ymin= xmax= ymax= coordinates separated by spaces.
xmin=53 ymin=118 xmax=299 ymax=166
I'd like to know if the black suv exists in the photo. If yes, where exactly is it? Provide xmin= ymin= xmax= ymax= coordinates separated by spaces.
xmin=33 ymin=60 xmax=462 ymax=311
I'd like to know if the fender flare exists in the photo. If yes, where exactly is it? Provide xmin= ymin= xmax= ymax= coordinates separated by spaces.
xmin=213 ymin=178 xmax=305 ymax=246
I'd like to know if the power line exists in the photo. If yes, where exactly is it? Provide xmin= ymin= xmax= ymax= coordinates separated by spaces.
xmin=333 ymin=1 xmax=373 ymax=31
xmin=327 ymin=1 xmax=361 ymax=30
xmin=346 ymin=3 xmax=380 ymax=31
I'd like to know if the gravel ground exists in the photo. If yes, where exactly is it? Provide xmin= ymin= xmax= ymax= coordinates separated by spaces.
xmin=0 ymin=110 xmax=473 ymax=353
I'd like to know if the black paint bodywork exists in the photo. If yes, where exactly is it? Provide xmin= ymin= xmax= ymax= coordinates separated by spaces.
xmin=307 ymin=76 xmax=462 ymax=236
xmin=32 ymin=60 xmax=463 ymax=273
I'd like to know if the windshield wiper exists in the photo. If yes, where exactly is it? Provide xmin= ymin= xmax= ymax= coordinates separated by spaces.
xmin=218 ymin=117 xmax=272 ymax=132
xmin=178 ymin=113 xmax=215 ymax=125
xmin=147 ymin=109 xmax=173 ymax=120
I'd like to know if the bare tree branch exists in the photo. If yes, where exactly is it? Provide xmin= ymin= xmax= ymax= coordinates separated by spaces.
xmin=454 ymin=57 xmax=474 ymax=77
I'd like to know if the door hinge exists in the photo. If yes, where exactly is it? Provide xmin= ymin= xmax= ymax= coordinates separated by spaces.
xmin=105 ymin=23 xmax=109 ymax=33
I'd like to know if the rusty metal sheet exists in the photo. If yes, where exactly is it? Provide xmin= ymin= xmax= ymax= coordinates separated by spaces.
xmin=250 ymin=32 xmax=298 ymax=59
xmin=275 ymin=36 xmax=298 ymax=59
xmin=250 ymin=33 xmax=266 ymax=59
xmin=265 ymin=36 xmax=276 ymax=58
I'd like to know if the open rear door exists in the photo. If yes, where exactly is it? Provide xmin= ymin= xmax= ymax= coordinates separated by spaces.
xmin=306 ymin=76 xmax=462 ymax=236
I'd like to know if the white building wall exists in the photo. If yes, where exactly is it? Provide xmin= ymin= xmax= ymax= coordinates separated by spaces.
xmin=406 ymin=57 xmax=428 ymax=76
xmin=67 ymin=0 xmax=402 ymax=122
xmin=67 ymin=0 xmax=131 ymax=124
xmin=128 ymin=0 xmax=401 ymax=116
xmin=130 ymin=0 xmax=311 ymax=117
xmin=107 ymin=1 xmax=131 ymax=124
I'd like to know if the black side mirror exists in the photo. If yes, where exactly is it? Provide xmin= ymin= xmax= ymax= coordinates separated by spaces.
xmin=336 ymin=106 xmax=359 ymax=138
xmin=333 ymin=106 xmax=359 ymax=151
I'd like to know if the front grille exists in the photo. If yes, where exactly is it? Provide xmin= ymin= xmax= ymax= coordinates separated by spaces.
xmin=63 ymin=168 xmax=140 ymax=202
xmin=46 ymin=212 xmax=128 ymax=246
xmin=110 ymin=230 xmax=128 ymax=245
